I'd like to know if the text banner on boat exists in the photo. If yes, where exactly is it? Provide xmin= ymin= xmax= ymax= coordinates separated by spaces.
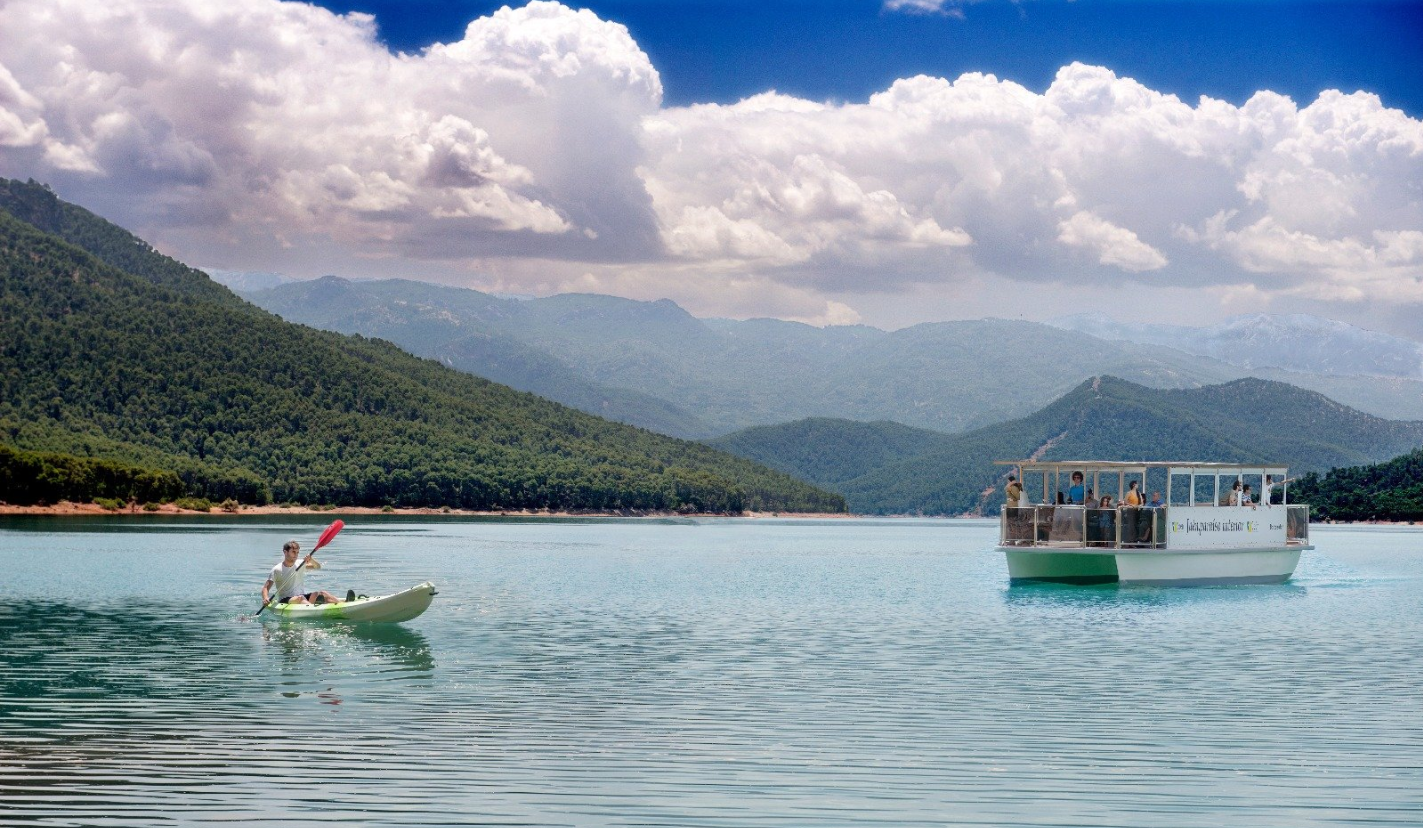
xmin=1165 ymin=506 xmax=1286 ymax=550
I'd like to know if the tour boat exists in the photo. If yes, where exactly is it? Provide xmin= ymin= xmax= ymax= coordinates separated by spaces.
xmin=996 ymin=461 xmax=1312 ymax=586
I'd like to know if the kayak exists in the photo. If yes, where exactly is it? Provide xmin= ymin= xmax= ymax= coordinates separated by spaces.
xmin=263 ymin=582 xmax=437 ymax=623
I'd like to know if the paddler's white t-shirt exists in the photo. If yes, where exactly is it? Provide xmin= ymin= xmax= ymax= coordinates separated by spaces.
xmin=270 ymin=558 xmax=321 ymax=600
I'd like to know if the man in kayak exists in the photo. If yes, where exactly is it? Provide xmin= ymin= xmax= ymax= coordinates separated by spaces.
xmin=262 ymin=540 xmax=342 ymax=606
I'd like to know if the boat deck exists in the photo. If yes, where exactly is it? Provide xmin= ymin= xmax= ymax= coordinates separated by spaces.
xmin=998 ymin=504 xmax=1311 ymax=550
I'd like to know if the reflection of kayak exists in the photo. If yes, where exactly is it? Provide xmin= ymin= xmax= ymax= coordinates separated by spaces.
xmin=264 ymin=582 xmax=437 ymax=623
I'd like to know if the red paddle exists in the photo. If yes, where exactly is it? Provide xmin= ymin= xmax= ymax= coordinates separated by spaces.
xmin=255 ymin=519 xmax=345 ymax=617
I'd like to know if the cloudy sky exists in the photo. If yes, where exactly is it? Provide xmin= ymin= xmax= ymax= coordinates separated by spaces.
xmin=2 ymin=0 xmax=1421 ymax=335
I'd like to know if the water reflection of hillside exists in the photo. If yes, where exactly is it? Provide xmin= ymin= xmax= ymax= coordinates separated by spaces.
xmin=0 ymin=599 xmax=248 ymax=704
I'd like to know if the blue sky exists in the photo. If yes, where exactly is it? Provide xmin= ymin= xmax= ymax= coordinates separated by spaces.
xmin=313 ymin=0 xmax=1423 ymax=114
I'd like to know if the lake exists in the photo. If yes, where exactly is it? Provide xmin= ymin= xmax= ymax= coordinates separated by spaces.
xmin=2 ymin=516 xmax=1420 ymax=826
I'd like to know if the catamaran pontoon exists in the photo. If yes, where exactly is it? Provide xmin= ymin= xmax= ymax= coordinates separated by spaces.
xmin=996 ymin=461 xmax=1312 ymax=586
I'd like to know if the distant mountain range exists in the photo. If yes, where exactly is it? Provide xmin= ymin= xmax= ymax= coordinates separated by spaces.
xmin=243 ymin=278 xmax=1423 ymax=438
xmin=202 ymin=269 xmax=294 ymax=293
xmin=1048 ymin=312 xmax=1423 ymax=380
xmin=709 ymin=377 xmax=1423 ymax=515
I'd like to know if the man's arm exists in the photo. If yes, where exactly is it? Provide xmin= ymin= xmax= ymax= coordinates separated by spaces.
xmin=262 ymin=577 xmax=274 ymax=604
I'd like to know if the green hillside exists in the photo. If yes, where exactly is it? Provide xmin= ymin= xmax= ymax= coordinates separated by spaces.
xmin=712 ymin=376 xmax=1423 ymax=515
xmin=707 ymin=418 xmax=945 ymax=487
xmin=1292 ymin=449 xmax=1423 ymax=522
xmin=0 ymin=178 xmax=245 ymax=309
xmin=0 ymin=179 xmax=844 ymax=514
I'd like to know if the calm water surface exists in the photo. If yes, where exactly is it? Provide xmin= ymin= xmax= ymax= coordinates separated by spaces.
xmin=1 ymin=516 xmax=1420 ymax=826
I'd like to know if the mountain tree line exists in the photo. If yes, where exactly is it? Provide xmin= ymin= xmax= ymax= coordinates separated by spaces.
xmin=1292 ymin=448 xmax=1423 ymax=522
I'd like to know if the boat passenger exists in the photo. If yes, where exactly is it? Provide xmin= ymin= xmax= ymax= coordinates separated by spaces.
xmin=1123 ymin=480 xmax=1144 ymax=507
xmin=1148 ymin=491 xmax=1164 ymax=508
xmin=1263 ymin=474 xmax=1293 ymax=506
xmin=1086 ymin=495 xmax=1116 ymax=545
xmin=1005 ymin=475 xmax=1023 ymax=509
xmin=1242 ymin=483 xmax=1255 ymax=507
xmin=262 ymin=540 xmax=341 ymax=607
xmin=1067 ymin=472 xmax=1085 ymax=504
xmin=1227 ymin=480 xmax=1243 ymax=506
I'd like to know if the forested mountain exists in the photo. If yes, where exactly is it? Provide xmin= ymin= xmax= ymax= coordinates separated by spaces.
xmin=0 ymin=178 xmax=844 ymax=513
xmin=245 ymin=278 xmax=1423 ymax=437
xmin=711 ymin=377 xmax=1423 ymax=515
xmin=707 ymin=419 xmax=946 ymax=488
xmin=0 ymin=178 xmax=246 ymax=310
xmin=1292 ymin=448 xmax=1423 ymax=521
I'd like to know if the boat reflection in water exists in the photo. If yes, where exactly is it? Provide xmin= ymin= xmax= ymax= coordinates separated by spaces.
xmin=262 ymin=621 xmax=435 ymax=674
xmin=997 ymin=460 xmax=1313 ymax=586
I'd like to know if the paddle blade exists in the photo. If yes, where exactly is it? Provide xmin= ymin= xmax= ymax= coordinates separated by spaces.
xmin=313 ymin=519 xmax=345 ymax=553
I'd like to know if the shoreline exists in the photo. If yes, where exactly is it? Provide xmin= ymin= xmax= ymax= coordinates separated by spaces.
xmin=0 ymin=502 xmax=1412 ymax=525
xmin=0 ymin=501 xmax=859 ymax=520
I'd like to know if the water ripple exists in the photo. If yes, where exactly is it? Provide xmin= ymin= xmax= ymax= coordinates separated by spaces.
xmin=2 ymin=518 xmax=1421 ymax=826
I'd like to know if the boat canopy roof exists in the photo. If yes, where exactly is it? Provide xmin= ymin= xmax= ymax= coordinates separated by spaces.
xmin=994 ymin=460 xmax=1289 ymax=476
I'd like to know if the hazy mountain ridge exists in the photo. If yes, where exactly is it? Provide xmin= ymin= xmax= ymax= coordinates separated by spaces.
xmin=203 ymin=269 xmax=294 ymax=293
xmin=1049 ymin=312 xmax=1423 ymax=380
xmin=246 ymin=278 xmax=1423 ymax=438
xmin=711 ymin=377 xmax=1423 ymax=515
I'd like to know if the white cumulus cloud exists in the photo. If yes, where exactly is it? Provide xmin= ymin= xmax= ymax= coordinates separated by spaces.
xmin=0 ymin=1 xmax=1420 ymax=329
xmin=1058 ymin=211 xmax=1168 ymax=272
xmin=0 ymin=0 xmax=660 ymax=257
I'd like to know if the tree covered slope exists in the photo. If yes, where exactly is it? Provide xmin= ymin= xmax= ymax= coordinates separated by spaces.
xmin=1292 ymin=449 xmax=1423 ymax=522
xmin=0 ymin=179 xmax=844 ymax=513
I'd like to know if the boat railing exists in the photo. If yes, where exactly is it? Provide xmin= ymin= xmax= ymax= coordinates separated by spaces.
xmin=1287 ymin=504 xmax=1310 ymax=546
xmin=1001 ymin=505 xmax=1166 ymax=550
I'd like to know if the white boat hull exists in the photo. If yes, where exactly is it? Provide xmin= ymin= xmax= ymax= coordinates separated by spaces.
xmin=1002 ymin=548 xmax=1304 ymax=586
xmin=1114 ymin=549 xmax=1300 ymax=586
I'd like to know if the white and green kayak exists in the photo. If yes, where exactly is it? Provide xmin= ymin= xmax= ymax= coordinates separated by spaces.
xmin=263 ymin=582 xmax=437 ymax=623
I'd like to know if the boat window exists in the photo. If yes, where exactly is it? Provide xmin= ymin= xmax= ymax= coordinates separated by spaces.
xmin=1169 ymin=473 xmax=1192 ymax=506
xmin=1208 ymin=474 xmax=1220 ymax=505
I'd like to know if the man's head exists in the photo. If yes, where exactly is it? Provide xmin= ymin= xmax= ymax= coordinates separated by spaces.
xmin=282 ymin=540 xmax=300 ymax=564
xmin=1071 ymin=472 xmax=1084 ymax=483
